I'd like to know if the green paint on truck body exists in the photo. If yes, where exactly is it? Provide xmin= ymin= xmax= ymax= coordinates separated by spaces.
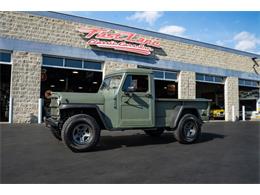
xmin=49 ymin=68 xmax=210 ymax=130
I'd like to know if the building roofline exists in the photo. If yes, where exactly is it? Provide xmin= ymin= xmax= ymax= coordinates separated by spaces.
xmin=23 ymin=11 xmax=260 ymax=59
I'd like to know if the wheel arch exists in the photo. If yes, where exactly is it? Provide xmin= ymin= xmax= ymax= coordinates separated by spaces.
xmin=59 ymin=104 xmax=108 ymax=130
xmin=170 ymin=106 xmax=202 ymax=129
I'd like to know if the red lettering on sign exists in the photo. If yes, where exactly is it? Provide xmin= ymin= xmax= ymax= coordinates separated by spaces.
xmin=78 ymin=27 xmax=161 ymax=55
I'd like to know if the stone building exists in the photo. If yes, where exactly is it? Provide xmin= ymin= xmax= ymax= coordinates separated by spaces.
xmin=0 ymin=11 xmax=259 ymax=123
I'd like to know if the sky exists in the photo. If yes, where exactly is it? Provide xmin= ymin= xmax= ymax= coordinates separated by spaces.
xmin=63 ymin=11 xmax=260 ymax=54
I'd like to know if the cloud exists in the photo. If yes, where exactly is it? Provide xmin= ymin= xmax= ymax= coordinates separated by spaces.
xmin=159 ymin=25 xmax=186 ymax=37
xmin=233 ymin=31 xmax=260 ymax=52
xmin=127 ymin=12 xmax=163 ymax=25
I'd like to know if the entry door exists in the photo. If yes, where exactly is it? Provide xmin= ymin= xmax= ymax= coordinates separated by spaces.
xmin=119 ymin=74 xmax=154 ymax=128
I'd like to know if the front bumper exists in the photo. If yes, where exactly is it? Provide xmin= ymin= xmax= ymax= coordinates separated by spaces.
xmin=45 ymin=117 xmax=59 ymax=128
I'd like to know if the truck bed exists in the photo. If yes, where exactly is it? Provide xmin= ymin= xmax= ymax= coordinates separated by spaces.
xmin=155 ymin=98 xmax=210 ymax=127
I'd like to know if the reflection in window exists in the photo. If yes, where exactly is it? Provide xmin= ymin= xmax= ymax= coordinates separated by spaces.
xmin=42 ymin=55 xmax=102 ymax=71
xmin=122 ymin=75 xmax=148 ymax=92
xmin=165 ymin=72 xmax=177 ymax=80
xmin=65 ymin=59 xmax=82 ymax=68
xmin=43 ymin=56 xmax=63 ymax=67
xmin=100 ymin=75 xmax=122 ymax=90
xmin=40 ymin=66 xmax=102 ymax=95
xmin=196 ymin=73 xmax=224 ymax=84
xmin=153 ymin=71 xmax=164 ymax=79
xmin=0 ymin=52 xmax=11 ymax=63
xmin=239 ymin=79 xmax=259 ymax=88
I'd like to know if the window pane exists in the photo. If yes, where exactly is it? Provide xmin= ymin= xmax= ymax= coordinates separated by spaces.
xmin=214 ymin=76 xmax=224 ymax=83
xmin=153 ymin=71 xmax=164 ymax=79
xmin=65 ymin=59 xmax=82 ymax=68
xmin=245 ymin=80 xmax=252 ymax=86
xmin=43 ymin=56 xmax=63 ymax=67
xmin=251 ymin=81 xmax=258 ymax=87
xmin=0 ymin=52 xmax=11 ymax=62
xmin=84 ymin=61 xmax=102 ymax=70
xmin=122 ymin=75 xmax=148 ymax=92
xmin=196 ymin=74 xmax=204 ymax=81
xmin=155 ymin=80 xmax=178 ymax=99
xmin=122 ymin=75 xmax=132 ymax=91
xmin=239 ymin=79 xmax=245 ymax=86
xmin=165 ymin=72 xmax=177 ymax=80
xmin=205 ymin=75 xmax=214 ymax=82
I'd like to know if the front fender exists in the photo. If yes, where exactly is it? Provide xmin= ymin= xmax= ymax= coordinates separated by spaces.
xmin=59 ymin=104 xmax=109 ymax=130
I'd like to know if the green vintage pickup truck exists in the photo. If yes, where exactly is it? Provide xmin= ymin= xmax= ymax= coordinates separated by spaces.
xmin=46 ymin=68 xmax=210 ymax=152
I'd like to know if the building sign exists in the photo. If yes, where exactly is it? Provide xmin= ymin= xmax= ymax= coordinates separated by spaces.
xmin=78 ymin=27 xmax=161 ymax=56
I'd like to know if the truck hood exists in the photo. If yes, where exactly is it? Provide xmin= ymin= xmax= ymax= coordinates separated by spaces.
xmin=53 ymin=92 xmax=104 ymax=105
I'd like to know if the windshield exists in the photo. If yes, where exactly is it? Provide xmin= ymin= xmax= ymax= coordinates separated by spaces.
xmin=100 ymin=75 xmax=122 ymax=90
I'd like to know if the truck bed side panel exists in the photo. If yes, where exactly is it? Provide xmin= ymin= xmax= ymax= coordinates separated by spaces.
xmin=155 ymin=99 xmax=210 ymax=127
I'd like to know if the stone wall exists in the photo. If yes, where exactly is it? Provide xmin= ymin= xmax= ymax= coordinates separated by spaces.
xmin=0 ymin=11 xmax=257 ymax=74
xmin=224 ymin=77 xmax=239 ymax=121
xmin=178 ymin=71 xmax=196 ymax=99
xmin=103 ymin=61 xmax=137 ymax=75
xmin=11 ymin=51 xmax=41 ymax=123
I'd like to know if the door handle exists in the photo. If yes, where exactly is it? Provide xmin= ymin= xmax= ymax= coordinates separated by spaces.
xmin=145 ymin=93 xmax=152 ymax=98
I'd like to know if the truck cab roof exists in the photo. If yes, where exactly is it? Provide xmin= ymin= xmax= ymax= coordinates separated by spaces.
xmin=106 ymin=68 xmax=153 ymax=77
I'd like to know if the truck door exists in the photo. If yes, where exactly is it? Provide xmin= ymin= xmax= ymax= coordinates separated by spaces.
xmin=118 ymin=74 xmax=154 ymax=128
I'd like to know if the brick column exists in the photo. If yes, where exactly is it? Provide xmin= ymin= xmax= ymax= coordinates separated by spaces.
xmin=224 ymin=77 xmax=239 ymax=121
xmin=178 ymin=71 xmax=196 ymax=99
xmin=11 ymin=51 xmax=42 ymax=123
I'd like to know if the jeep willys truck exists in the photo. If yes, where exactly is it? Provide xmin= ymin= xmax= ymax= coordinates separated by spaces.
xmin=46 ymin=68 xmax=210 ymax=152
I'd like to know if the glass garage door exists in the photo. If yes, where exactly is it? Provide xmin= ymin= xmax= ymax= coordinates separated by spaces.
xmin=40 ymin=55 xmax=103 ymax=119
xmin=0 ymin=51 xmax=12 ymax=122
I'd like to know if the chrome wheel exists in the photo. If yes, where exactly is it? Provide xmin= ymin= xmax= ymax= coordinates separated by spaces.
xmin=72 ymin=124 xmax=92 ymax=145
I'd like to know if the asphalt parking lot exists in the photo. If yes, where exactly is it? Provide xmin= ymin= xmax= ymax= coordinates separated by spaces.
xmin=0 ymin=121 xmax=259 ymax=184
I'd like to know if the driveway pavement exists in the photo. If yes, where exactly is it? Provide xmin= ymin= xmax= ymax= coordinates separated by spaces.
xmin=0 ymin=121 xmax=259 ymax=183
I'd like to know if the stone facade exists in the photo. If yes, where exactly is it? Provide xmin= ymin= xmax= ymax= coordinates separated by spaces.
xmin=224 ymin=77 xmax=239 ymax=121
xmin=178 ymin=71 xmax=196 ymax=99
xmin=0 ymin=11 xmax=258 ymax=75
xmin=103 ymin=61 xmax=137 ymax=75
xmin=11 ymin=51 xmax=41 ymax=123
xmin=0 ymin=11 xmax=259 ymax=123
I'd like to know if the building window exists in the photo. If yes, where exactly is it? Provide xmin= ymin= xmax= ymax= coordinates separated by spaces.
xmin=196 ymin=73 xmax=224 ymax=84
xmin=165 ymin=72 xmax=177 ymax=80
xmin=153 ymin=70 xmax=178 ymax=81
xmin=239 ymin=79 xmax=259 ymax=88
xmin=84 ymin=61 xmax=102 ymax=70
xmin=42 ymin=55 xmax=102 ymax=71
xmin=153 ymin=71 xmax=164 ymax=79
xmin=0 ymin=51 xmax=12 ymax=122
xmin=0 ymin=51 xmax=11 ymax=64
xmin=65 ymin=58 xmax=82 ymax=68
xmin=42 ymin=56 xmax=63 ymax=67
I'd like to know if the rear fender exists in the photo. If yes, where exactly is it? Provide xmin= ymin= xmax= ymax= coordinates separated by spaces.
xmin=170 ymin=106 xmax=202 ymax=129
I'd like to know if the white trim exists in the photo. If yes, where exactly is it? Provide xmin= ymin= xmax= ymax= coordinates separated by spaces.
xmin=42 ymin=64 xmax=103 ymax=72
xmin=8 ymin=96 xmax=13 ymax=124
xmin=38 ymin=98 xmax=43 ymax=124
xmin=154 ymin=78 xmax=178 ymax=82
xmin=196 ymin=80 xmax=224 ymax=85
xmin=0 ymin=61 xmax=12 ymax=65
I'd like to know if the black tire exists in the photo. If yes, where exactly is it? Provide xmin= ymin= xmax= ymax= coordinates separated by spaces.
xmin=50 ymin=126 xmax=62 ymax=141
xmin=144 ymin=128 xmax=164 ymax=137
xmin=174 ymin=114 xmax=201 ymax=144
xmin=61 ymin=114 xmax=101 ymax=152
